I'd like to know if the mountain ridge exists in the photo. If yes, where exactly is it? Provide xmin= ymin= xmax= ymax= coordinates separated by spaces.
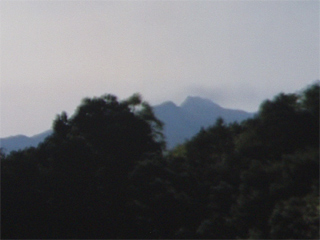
xmin=1 ymin=97 xmax=254 ymax=152
xmin=154 ymin=96 xmax=254 ymax=148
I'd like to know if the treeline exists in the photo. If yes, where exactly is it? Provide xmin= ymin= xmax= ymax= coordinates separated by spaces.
xmin=1 ymin=84 xmax=319 ymax=239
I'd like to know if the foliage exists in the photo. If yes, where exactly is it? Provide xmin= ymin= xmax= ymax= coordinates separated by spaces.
xmin=1 ymin=83 xmax=319 ymax=239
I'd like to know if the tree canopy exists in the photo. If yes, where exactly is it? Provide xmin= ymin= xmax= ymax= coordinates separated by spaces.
xmin=1 ymin=83 xmax=319 ymax=239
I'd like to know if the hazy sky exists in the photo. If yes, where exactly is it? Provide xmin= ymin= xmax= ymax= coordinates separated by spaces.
xmin=1 ymin=0 xmax=319 ymax=137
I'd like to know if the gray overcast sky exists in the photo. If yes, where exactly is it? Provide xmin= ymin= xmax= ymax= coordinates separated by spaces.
xmin=1 ymin=0 xmax=319 ymax=137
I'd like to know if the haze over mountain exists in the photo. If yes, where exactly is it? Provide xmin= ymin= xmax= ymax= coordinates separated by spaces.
xmin=0 ymin=96 xmax=254 ymax=153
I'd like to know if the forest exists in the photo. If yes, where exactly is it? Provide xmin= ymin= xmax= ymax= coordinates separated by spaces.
xmin=1 ymin=83 xmax=319 ymax=239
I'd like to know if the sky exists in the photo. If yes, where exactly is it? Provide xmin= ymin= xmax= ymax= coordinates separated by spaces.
xmin=1 ymin=0 xmax=319 ymax=138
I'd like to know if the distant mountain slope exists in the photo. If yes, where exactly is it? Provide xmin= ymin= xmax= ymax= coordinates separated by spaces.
xmin=0 ymin=96 xmax=254 ymax=153
xmin=1 ymin=130 xmax=52 ymax=154
xmin=154 ymin=96 xmax=254 ymax=148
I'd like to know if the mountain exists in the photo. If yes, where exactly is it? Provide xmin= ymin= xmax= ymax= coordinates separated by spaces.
xmin=154 ymin=96 xmax=254 ymax=148
xmin=1 ymin=130 xmax=52 ymax=154
xmin=0 ymin=96 xmax=254 ymax=153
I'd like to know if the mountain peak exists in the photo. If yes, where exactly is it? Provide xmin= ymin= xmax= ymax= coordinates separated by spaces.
xmin=158 ymin=101 xmax=177 ymax=108
xmin=180 ymin=96 xmax=221 ymax=110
